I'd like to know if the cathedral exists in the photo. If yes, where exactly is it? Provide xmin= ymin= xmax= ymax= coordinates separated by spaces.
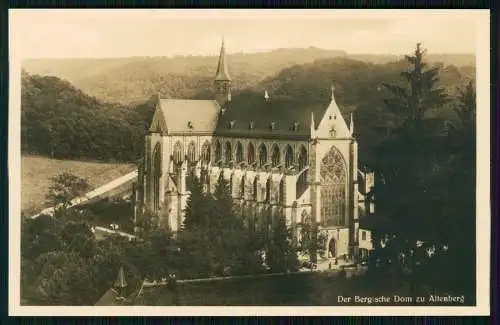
xmin=134 ymin=40 xmax=374 ymax=259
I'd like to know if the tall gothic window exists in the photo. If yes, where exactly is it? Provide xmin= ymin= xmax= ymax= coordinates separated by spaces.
xmin=247 ymin=143 xmax=256 ymax=165
xmin=225 ymin=141 xmax=232 ymax=164
xmin=173 ymin=141 xmax=183 ymax=165
xmin=214 ymin=140 xmax=222 ymax=163
xmin=253 ymin=177 xmax=258 ymax=201
xmin=265 ymin=178 xmax=271 ymax=202
xmin=152 ymin=143 xmax=162 ymax=212
xmin=296 ymin=145 xmax=309 ymax=198
xmin=187 ymin=141 xmax=196 ymax=163
xmin=271 ymin=144 xmax=281 ymax=167
xmin=259 ymin=143 xmax=267 ymax=167
xmin=320 ymin=147 xmax=347 ymax=227
xmin=298 ymin=145 xmax=308 ymax=170
xmin=229 ymin=173 xmax=235 ymax=197
xmin=279 ymin=178 xmax=285 ymax=203
xmin=236 ymin=142 xmax=243 ymax=163
xmin=240 ymin=175 xmax=246 ymax=198
xmin=285 ymin=145 xmax=294 ymax=169
xmin=201 ymin=141 xmax=211 ymax=165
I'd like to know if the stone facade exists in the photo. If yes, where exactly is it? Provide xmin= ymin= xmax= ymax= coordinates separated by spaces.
xmin=134 ymin=40 xmax=374 ymax=258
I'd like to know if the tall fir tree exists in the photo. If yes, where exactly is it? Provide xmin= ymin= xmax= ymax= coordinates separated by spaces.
xmin=266 ymin=214 xmax=299 ymax=273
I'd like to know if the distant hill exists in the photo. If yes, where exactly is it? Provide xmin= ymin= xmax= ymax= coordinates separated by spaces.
xmin=21 ymin=71 xmax=152 ymax=162
xmin=22 ymin=48 xmax=475 ymax=104
xmin=21 ymin=52 xmax=474 ymax=166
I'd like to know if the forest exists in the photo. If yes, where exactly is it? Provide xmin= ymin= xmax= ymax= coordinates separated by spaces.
xmin=20 ymin=44 xmax=477 ymax=305
xmin=21 ymin=52 xmax=475 ymax=167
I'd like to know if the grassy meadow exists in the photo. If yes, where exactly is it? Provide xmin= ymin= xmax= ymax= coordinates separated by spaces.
xmin=21 ymin=155 xmax=136 ymax=215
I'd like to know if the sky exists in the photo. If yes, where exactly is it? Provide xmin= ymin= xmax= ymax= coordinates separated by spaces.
xmin=9 ymin=9 xmax=486 ymax=59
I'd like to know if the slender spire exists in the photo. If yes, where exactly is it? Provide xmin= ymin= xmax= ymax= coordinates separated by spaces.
xmin=215 ymin=38 xmax=231 ymax=81
xmin=264 ymin=90 xmax=269 ymax=101
xmin=331 ymin=85 xmax=336 ymax=101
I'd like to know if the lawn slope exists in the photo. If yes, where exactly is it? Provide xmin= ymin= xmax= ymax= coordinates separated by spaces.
xmin=21 ymin=155 xmax=136 ymax=215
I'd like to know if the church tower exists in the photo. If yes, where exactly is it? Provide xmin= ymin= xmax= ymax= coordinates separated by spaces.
xmin=214 ymin=38 xmax=232 ymax=106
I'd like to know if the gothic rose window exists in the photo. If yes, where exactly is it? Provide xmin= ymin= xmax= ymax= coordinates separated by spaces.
xmin=320 ymin=146 xmax=347 ymax=227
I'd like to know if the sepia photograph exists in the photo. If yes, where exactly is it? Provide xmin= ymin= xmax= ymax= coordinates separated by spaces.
xmin=8 ymin=9 xmax=490 ymax=316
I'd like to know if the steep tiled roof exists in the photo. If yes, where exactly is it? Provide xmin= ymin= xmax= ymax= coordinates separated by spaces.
xmin=158 ymin=99 xmax=220 ymax=134
xmin=214 ymin=39 xmax=231 ymax=81
xmin=215 ymin=92 xmax=330 ymax=139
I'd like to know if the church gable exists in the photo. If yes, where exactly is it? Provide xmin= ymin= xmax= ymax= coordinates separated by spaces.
xmin=315 ymin=89 xmax=351 ymax=139
xmin=148 ymin=103 xmax=168 ymax=134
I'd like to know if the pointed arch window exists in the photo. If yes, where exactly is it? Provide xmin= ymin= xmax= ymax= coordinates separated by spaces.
xmin=271 ymin=144 xmax=281 ymax=167
xmin=279 ymin=178 xmax=285 ymax=203
xmin=214 ymin=140 xmax=222 ymax=163
xmin=247 ymin=143 xmax=256 ymax=165
xmin=259 ymin=143 xmax=267 ymax=167
xmin=265 ymin=178 xmax=271 ymax=202
xmin=285 ymin=145 xmax=294 ymax=169
xmin=224 ymin=141 xmax=232 ymax=164
xmin=320 ymin=147 xmax=347 ymax=227
xmin=236 ymin=142 xmax=243 ymax=164
xmin=253 ymin=177 xmax=258 ymax=201
xmin=229 ymin=173 xmax=235 ymax=197
xmin=201 ymin=141 xmax=211 ymax=165
xmin=296 ymin=145 xmax=309 ymax=198
xmin=298 ymin=145 xmax=308 ymax=170
xmin=240 ymin=175 xmax=246 ymax=198
xmin=187 ymin=141 xmax=196 ymax=163
xmin=173 ymin=141 xmax=183 ymax=165
xmin=152 ymin=143 xmax=162 ymax=212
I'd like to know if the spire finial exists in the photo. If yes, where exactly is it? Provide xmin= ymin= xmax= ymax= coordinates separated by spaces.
xmin=215 ymin=37 xmax=231 ymax=82
xmin=264 ymin=90 xmax=269 ymax=101
xmin=331 ymin=85 xmax=335 ymax=101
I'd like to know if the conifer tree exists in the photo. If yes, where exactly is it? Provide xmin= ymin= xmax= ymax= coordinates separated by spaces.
xmin=182 ymin=176 xmax=208 ymax=230
xmin=266 ymin=214 xmax=299 ymax=273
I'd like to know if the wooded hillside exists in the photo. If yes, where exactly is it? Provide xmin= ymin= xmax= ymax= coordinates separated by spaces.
xmin=21 ymin=54 xmax=475 ymax=165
